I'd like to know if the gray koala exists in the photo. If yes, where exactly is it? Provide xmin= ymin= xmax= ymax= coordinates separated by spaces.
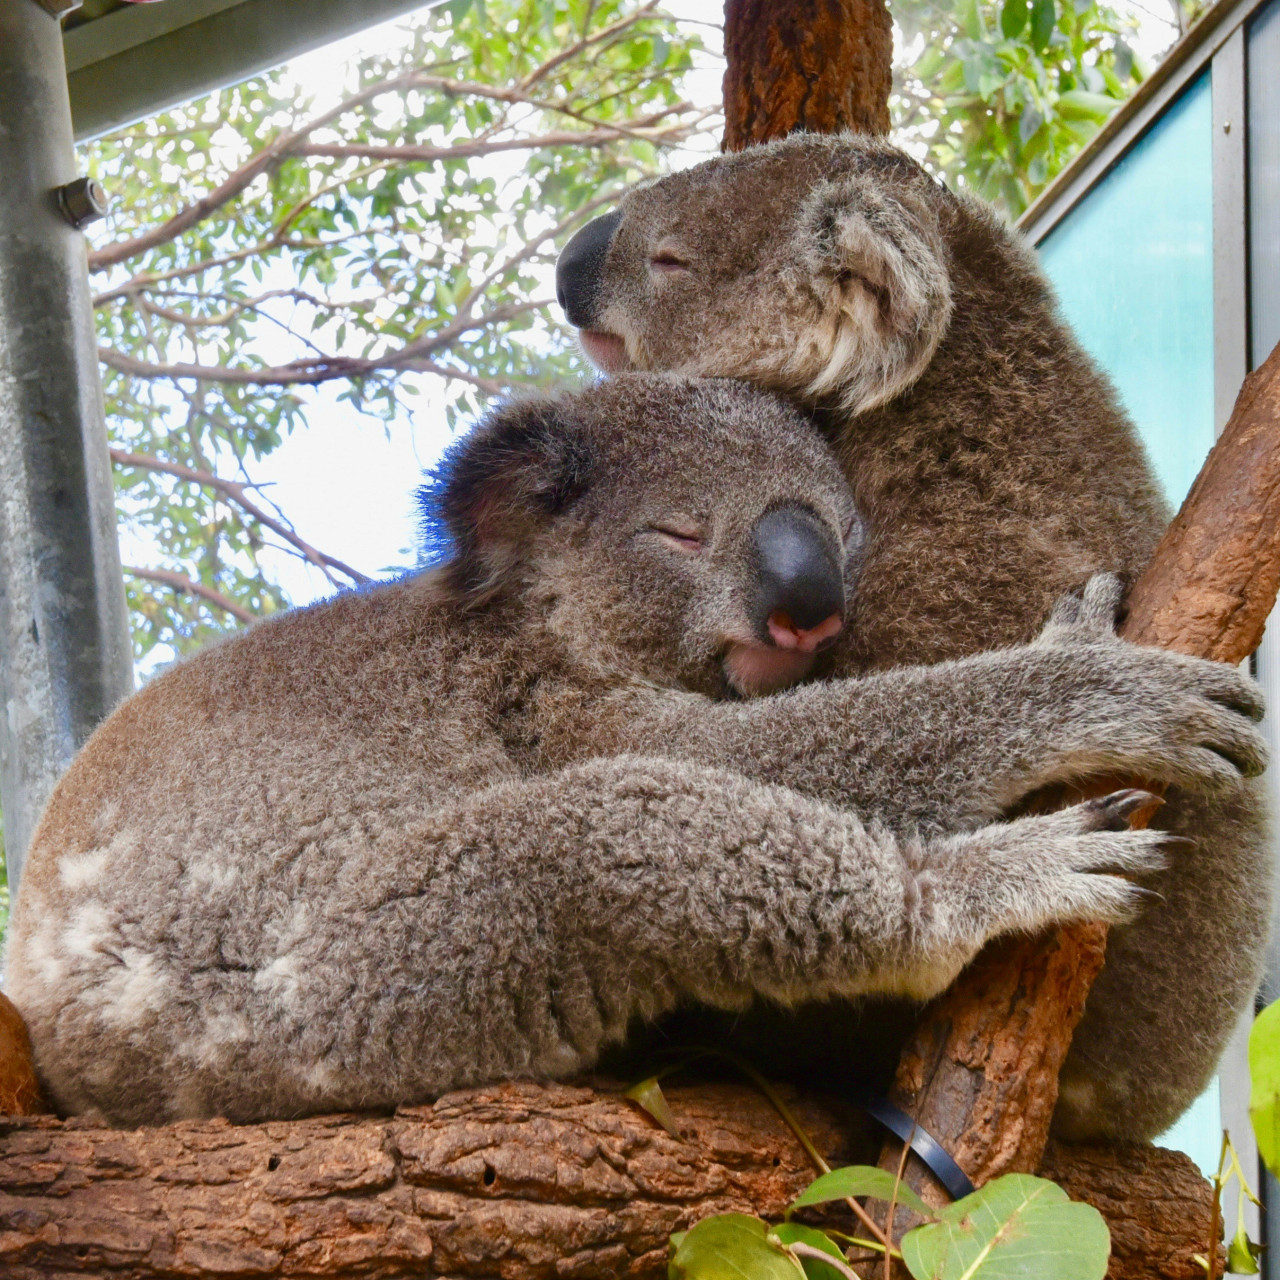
xmin=7 ymin=376 xmax=1257 ymax=1129
xmin=554 ymin=131 xmax=1274 ymax=1142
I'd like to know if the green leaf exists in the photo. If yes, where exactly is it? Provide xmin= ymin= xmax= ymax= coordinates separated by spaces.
xmin=789 ymin=1165 xmax=933 ymax=1219
xmin=1000 ymin=0 xmax=1029 ymax=38
xmin=1029 ymin=0 xmax=1057 ymax=50
xmin=769 ymin=1224 xmax=850 ymax=1280
xmin=1226 ymin=1224 xmax=1261 ymax=1275
xmin=668 ymin=1214 xmax=806 ymax=1280
xmin=1250 ymin=999 xmax=1280 ymax=1178
xmin=900 ymin=1174 xmax=1109 ymax=1280
xmin=1055 ymin=89 xmax=1121 ymax=120
xmin=625 ymin=1076 xmax=682 ymax=1141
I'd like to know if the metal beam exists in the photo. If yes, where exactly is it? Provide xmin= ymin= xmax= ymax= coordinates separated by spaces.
xmin=0 ymin=0 xmax=134 ymax=894
xmin=66 ymin=0 xmax=439 ymax=141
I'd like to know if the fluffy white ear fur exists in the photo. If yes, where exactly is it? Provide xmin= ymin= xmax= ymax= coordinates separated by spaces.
xmin=794 ymin=172 xmax=953 ymax=414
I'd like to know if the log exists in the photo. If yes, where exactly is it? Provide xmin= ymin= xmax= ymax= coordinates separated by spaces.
xmin=0 ymin=1081 xmax=1217 ymax=1280
xmin=877 ymin=339 xmax=1280 ymax=1217
xmin=721 ymin=0 xmax=892 ymax=150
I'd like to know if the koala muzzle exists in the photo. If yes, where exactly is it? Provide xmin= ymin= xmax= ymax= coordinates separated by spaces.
xmin=556 ymin=209 xmax=622 ymax=328
xmin=752 ymin=505 xmax=845 ymax=653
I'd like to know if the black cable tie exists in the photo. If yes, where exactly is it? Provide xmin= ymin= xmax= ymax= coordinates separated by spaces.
xmin=851 ymin=1091 xmax=976 ymax=1202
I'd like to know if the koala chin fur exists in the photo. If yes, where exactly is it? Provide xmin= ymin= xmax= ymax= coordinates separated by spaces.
xmin=557 ymin=131 xmax=1277 ymax=1144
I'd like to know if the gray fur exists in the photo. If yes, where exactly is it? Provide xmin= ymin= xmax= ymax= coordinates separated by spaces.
xmin=6 ymin=377 xmax=1260 ymax=1129
xmin=555 ymin=132 xmax=1275 ymax=1141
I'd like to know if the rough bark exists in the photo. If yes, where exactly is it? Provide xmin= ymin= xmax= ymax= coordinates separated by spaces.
xmin=721 ymin=0 xmax=892 ymax=150
xmin=877 ymin=339 xmax=1280 ymax=1218
xmin=0 ymin=1081 xmax=1214 ymax=1280
xmin=0 ymin=994 xmax=43 ymax=1118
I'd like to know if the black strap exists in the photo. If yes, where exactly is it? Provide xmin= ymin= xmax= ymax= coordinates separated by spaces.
xmin=852 ymin=1092 xmax=976 ymax=1202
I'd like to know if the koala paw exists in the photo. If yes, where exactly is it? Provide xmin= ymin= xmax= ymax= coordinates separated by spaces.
xmin=924 ymin=790 xmax=1173 ymax=949
xmin=1022 ymin=574 xmax=1267 ymax=791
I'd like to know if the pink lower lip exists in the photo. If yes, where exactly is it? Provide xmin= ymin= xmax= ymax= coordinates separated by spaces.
xmin=578 ymin=329 xmax=631 ymax=373
xmin=722 ymin=641 xmax=816 ymax=697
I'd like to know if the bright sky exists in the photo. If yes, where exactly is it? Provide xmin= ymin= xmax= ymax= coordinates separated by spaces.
xmin=211 ymin=0 xmax=1181 ymax=610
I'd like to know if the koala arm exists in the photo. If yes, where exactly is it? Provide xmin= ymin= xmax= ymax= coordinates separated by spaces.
xmin=551 ymin=578 xmax=1267 ymax=833
xmin=29 ymin=756 xmax=1164 ymax=1126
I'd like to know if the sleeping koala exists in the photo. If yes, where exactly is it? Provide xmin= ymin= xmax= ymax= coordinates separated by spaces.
xmin=554 ymin=132 xmax=1274 ymax=1142
xmin=8 ymin=375 xmax=1256 ymax=1128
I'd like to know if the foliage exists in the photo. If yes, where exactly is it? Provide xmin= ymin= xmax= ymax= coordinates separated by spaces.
xmin=666 ymin=1169 xmax=1110 ymax=1280
xmin=82 ymin=0 xmax=709 ymax=665
xmin=1249 ymin=997 xmax=1280 ymax=1180
xmin=890 ymin=0 xmax=1148 ymax=214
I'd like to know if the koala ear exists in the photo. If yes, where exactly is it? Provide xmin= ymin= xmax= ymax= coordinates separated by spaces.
xmin=796 ymin=168 xmax=953 ymax=413
xmin=419 ymin=398 xmax=595 ymax=598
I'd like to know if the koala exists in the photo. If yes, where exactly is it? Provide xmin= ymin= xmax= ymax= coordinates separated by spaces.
xmin=7 ymin=375 xmax=1260 ymax=1129
xmin=554 ymin=132 xmax=1275 ymax=1143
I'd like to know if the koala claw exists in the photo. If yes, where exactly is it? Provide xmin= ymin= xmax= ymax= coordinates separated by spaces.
xmin=1084 ymin=788 xmax=1162 ymax=831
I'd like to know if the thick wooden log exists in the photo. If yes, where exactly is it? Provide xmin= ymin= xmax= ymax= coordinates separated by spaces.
xmin=0 ymin=1081 xmax=1214 ymax=1280
xmin=878 ymin=340 xmax=1280 ymax=1215
xmin=721 ymin=0 xmax=892 ymax=150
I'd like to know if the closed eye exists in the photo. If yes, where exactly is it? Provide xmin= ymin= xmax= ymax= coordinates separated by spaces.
xmin=650 ymin=250 xmax=691 ymax=274
xmin=647 ymin=524 xmax=703 ymax=552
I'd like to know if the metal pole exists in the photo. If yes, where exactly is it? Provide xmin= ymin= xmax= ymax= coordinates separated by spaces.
xmin=0 ymin=0 xmax=133 ymax=896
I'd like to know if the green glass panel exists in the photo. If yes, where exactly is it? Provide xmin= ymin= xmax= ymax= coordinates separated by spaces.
xmin=1035 ymin=72 xmax=1218 ymax=1177
xmin=1037 ymin=71 xmax=1214 ymax=506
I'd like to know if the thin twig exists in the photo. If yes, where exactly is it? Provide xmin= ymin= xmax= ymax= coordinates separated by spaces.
xmin=111 ymin=449 xmax=370 ymax=587
xmin=124 ymin=565 xmax=255 ymax=624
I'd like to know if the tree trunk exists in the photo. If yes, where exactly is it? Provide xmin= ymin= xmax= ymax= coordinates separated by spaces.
xmin=0 ymin=1082 xmax=1217 ymax=1280
xmin=721 ymin=0 xmax=892 ymax=150
xmin=876 ymin=339 xmax=1280 ymax=1217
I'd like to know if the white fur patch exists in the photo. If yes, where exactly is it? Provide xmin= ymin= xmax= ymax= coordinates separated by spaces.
xmin=58 ymin=849 xmax=109 ymax=890
xmin=96 ymin=947 xmax=171 ymax=1030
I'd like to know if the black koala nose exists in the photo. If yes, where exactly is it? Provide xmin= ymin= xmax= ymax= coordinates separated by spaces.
xmin=556 ymin=208 xmax=622 ymax=329
xmin=751 ymin=505 xmax=845 ymax=650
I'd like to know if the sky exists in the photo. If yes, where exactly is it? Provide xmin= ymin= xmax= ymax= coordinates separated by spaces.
xmin=169 ymin=0 xmax=1183 ymax=611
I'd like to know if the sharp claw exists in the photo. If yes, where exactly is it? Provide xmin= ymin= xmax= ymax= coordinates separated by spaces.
xmin=1094 ymin=789 xmax=1162 ymax=828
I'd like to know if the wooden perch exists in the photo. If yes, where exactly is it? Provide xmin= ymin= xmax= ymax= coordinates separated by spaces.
xmin=876 ymin=339 xmax=1280 ymax=1214
xmin=0 ymin=1081 xmax=1217 ymax=1279
xmin=722 ymin=0 xmax=892 ymax=149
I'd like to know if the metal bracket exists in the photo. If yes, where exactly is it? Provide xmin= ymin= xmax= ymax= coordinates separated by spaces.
xmin=35 ymin=0 xmax=81 ymax=16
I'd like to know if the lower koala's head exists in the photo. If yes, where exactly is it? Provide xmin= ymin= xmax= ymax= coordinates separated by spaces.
xmin=555 ymin=133 xmax=954 ymax=415
xmin=423 ymin=375 xmax=864 ymax=697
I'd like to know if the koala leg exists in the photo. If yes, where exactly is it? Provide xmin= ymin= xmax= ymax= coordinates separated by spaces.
xmin=16 ymin=760 xmax=1168 ymax=1126
xmin=1053 ymin=778 xmax=1275 ymax=1143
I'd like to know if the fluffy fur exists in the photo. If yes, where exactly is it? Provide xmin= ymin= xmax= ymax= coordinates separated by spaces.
xmin=7 ymin=378 xmax=1261 ymax=1129
xmin=556 ymin=132 xmax=1275 ymax=1141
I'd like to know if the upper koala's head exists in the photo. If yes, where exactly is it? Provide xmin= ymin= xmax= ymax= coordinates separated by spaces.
xmin=424 ymin=375 xmax=863 ymax=697
xmin=555 ymin=133 xmax=955 ymax=415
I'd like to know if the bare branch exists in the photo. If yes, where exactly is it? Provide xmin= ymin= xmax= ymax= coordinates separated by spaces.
xmin=111 ymin=449 xmax=371 ymax=587
xmin=292 ymin=116 xmax=698 ymax=164
xmin=124 ymin=565 xmax=255 ymax=625
xmin=88 ymin=70 xmax=441 ymax=272
xmin=97 ymin=299 xmax=548 ymax=387
xmin=520 ymin=0 xmax=662 ymax=91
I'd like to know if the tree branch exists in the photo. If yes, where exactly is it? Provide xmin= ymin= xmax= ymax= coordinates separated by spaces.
xmin=110 ymin=449 xmax=371 ymax=587
xmin=124 ymin=565 xmax=256 ymax=625
xmin=97 ymin=299 xmax=548 ymax=387
xmin=876 ymin=338 xmax=1280 ymax=1224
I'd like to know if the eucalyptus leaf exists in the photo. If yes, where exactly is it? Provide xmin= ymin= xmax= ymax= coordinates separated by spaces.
xmin=1250 ymin=999 xmax=1280 ymax=1178
xmin=789 ymin=1164 xmax=933 ymax=1219
xmin=1000 ymin=0 xmax=1029 ymax=37
xmin=899 ymin=1173 xmax=1109 ymax=1280
xmin=1056 ymin=89 xmax=1122 ymax=119
xmin=668 ymin=1214 xmax=805 ymax=1280
xmin=1029 ymin=0 xmax=1056 ymax=51
xmin=625 ymin=1076 xmax=683 ymax=1141
xmin=769 ymin=1224 xmax=851 ymax=1280
xmin=1226 ymin=1224 xmax=1261 ymax=1275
